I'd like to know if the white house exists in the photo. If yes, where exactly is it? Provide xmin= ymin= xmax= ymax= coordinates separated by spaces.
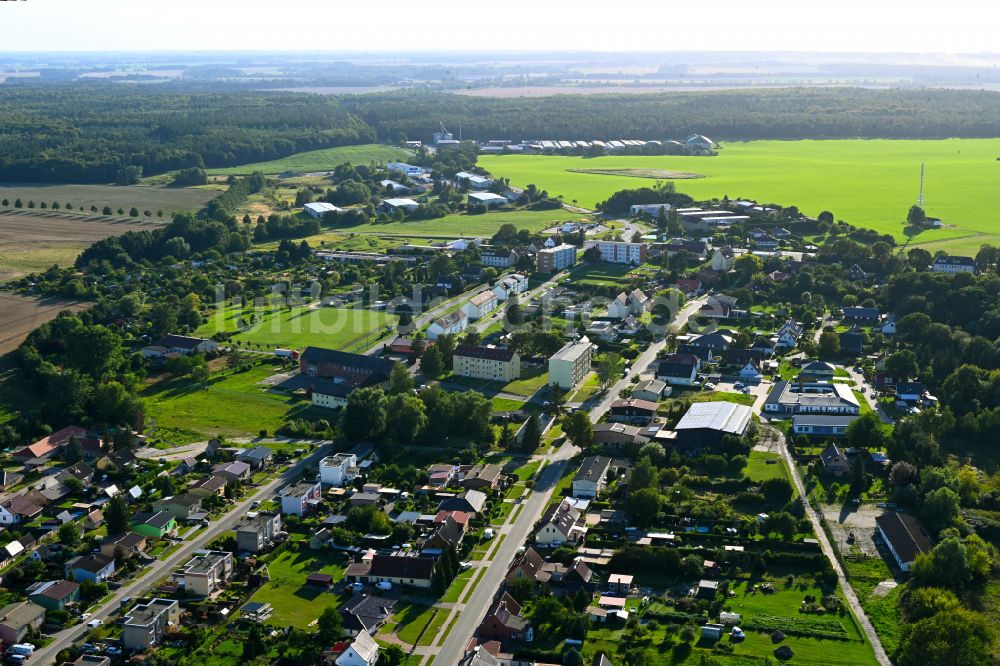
xmin=629 ymin=203 xmax=672 ymax=218
xmin=711 ymin=247 xmax=735 ymax=271
xmin=455 ymin=171 xmax=494 ymax=189
xmin=336 ymin=630 xmax=380 ymax=666
xmin=572 ymin=456 xmax=613 ymax=498
xmin=303 ymin=202 xmax=341 ymax=219
xmin=881 ymin=316 xmax=897 ymax=335
xmin=320 ymin=453 xmax=358 ymax=487
xmin=427 ymin=311 xmax=468 ymax=340
xmin=493 ymin=274 xmax=529 ymax=301
xmin=461 ymin=290 xmax=499 ymax=320
xmin=607 ymin=293 xmax=630 ymax=320
xmin=930 ymin=255 xmax=975 ymax=274
xmin=279 ymin=480 xmax=322 ymax=517
xmin=534 ymin=500 xmax=586 ymax=547
xmin=738 ymin=361 xmax=763 ymax=382
xmin=775 ymin=319 xmax=803 ymax=349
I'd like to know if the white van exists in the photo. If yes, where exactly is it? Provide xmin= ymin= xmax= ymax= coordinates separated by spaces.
xmin=375 ymin=581 xmax=392 ymax=591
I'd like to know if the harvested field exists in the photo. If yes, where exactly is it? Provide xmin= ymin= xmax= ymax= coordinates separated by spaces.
xmin=0 ymin=211 xmax=158 ymax=281
xmin=0 ymin=182 xmax=214 ymax=215
xmin=569 ymin=167 xmax=704 ymax=179
xmin=0 ymin=293 xmax=87 ymax=356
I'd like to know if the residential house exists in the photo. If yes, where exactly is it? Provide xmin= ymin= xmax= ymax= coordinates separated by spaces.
xmin=131 ymin=511 xmax=178 ymax=539
xmin=609 ymin=399 xmax=658 ymax=425
xmin=846 ymin=264 xmax=868 ymax=281
xmin=152 ymin=492 xmax=203 ymax=520
xmin=699 ymin=294 xmax=739 ymax=319
xmin=478 ymin=592 xmax=533 ymax=643
xmin=438 ymin=490 xmax=487 ymax=516
xmin=212 ymin=461 xmax=252 ymax=483
xmin=592 ymin=423 xmax=648 ymax=451
xmin=896 ymin=382 xmax=928 ymax=403
xmin=842 ymin=307 xmax=881 ymax=323
xmin=26 ymin=579 xmax=80 ymax=610
xmin=722 ymin=349 xmax=765 ymax=371
xmin=141 ymin=334 xmax=218 ymax=358
xmin=656 ymin=354 xmax=699 ymax=386
xmin=122 ymin=598 xmax=181 ymax=651
xmin=0 ymin=495 xmax=42 ymax=525
xmin=930 ymin=255 xmax=975 ymax=274
xmin=675 ymin=278 xmax=703 ymax=296
xmin=752 ymin=337 xmax=777 ymax=356
xmin=535 ymin=500 xmax=587 ymax=547
xmin=572 ymin=456 xmax=613 ymax=498
xmin=688 ymin=331 xmax=735 ymax=351
xmin=505 ymin=547 xmax=547 ymax=584
xmin=875 ymin=512 xmax=934 ymax=572
xmin=349 ymin=492 xmax=381 ymax=508
xmin=427 ymin=311 xmax=469 ymax=340
xmin=774 ymin=319 xmax=803 ymax=349
xmin=492 ymin=273 xmax=528 ymax=301
xmin=819 ymin=443 xmax=852 ymax=477
xmin=881 ymin=316 xmax=898 ymax=335
xmin=800 ymin=361 xmax=836 ymax=379
xmin=792 ymin=415 xmax=858 ymax=437
xmin=0 ymin=601 xmax=46 ymax=644
xmin=236 ymin=512 xmax=282 ymax=554
xmin=840 ymin=326 xmax=866 ymax=356
xmin=607 ymin=292 xmax=631 ymax=320
xmin=764 ymin=381 xmax=860 ymax=415
xmin=548 ymin=337 xmax=593 ymax=389
xmin=65 ymin=554 xmax=115 ymax=583
xmin=84 ymin=509 xmax=104 ymax=530
xmin=340 ymin=594 xmax=397 ymax=638
xmin=461 ymin=463 xmax=504 ymax=493
xmin=711 ymin=247 xmax=735 ymax=271
xmin=320 ymin=453 xmax=358 ymax=487
xmin=100 ymin=532 xmax=148 ymax=560
xmin=738 ymin=361 xmax=763 ymax=382
xmin=280 ymin=480 xmax=322 ymax=517
xmin=182 ymin=550 xmax=233 ymax=596
xmin=235 ymin=446 xmax=274 ymax=470
xmin=335 ymin=630 xmax=380 ymax=666
xmin=481 ymin=247 xmax=521 ymax=269
xmin=424 ymin=514 xmax=465 ymax=553
xmin=608 ymin=573 xmax=634 ymax=595
xmin=426 ymin=463 xmax=456 ymax=488
xmin=631 ymin=379 xmax=666 ymax=402
xmin=366 ymin=554 xmax=435 ymax=588
xmin=188 ymin=475 xmax=228 ymax=498
xmin=453 ymin=345 xmax=521 ymax=382
xmin=56 ymin=461 xmax=94 ymax=486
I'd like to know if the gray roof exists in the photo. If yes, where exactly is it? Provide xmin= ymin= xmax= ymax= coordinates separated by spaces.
xmin=793 ymin=414 xmax=859 ymax=427
xmin=674 ymin=401 xmax=752 ymax=436
xmin=574 ymin=456 xmax=612 ymax=483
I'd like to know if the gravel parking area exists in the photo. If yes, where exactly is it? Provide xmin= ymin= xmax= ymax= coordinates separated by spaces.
xmin=823 ymin=504 xmax=883 ymax=558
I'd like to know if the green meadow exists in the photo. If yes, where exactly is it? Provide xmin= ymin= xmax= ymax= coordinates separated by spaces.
xmin=480 ymin=139 xmax=1000 ymax=249
xmin=206 ymin=144 xmax=412 ymax=175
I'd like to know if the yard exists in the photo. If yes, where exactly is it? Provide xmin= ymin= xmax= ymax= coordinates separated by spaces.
xmin=143 ymin=362 xmax=326 ymax=443
xmin=743 ymin=451 xmax=791 ymax=484
xmin=246 ymin=548 xmax=348 ymax=626
xmin=393 ymin=602 xmax=448 ymax=646
xmin=565 ymin=262 xmax=649 ymax=289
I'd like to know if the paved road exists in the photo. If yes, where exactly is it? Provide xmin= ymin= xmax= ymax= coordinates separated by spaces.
xmin=770 ymin=427 xmax=891 ymax=666
xmin=31 ymin=441 xmax=338 ymax=664
xmin=434 ymin=295 xmax=706 ymax=665
xmin=431 ymin=444 xmax=577 ymax=666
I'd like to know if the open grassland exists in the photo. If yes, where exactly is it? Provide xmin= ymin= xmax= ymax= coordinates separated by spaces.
xmin=247 ymin=549 xmax=346 ymax=626
xmin=338 ymin=208 xmax=590 ymax=238
xmin=744 ymin=450 xmax=790 ymax=483
xmin=196 ymin=303 xmax=396 ymax=353
xmin=0 ymin=293 xmax=88 ymax=355
xmin=205 ymin=144 xmax=412 ymax=175
xmin=0 ymin=182 xmax=214 ymax=214
xmin=481 ymin=138 xmax=1000 ymax=248
xmin=0 ymin=211 xmax=160 ymax=281
xmin=143 ymin=362 xmax=324 ymax=444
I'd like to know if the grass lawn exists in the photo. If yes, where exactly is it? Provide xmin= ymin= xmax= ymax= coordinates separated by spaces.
xmin=491 ymin=396 xmax=528 ymax=412
xmin=567 ymin=372 xmax=601 ymax=403
xmin=143 ymin=362 xmax=325 ymax=443
xmin=394 ymin=603 xmax=445 ymax=646
xmin=744 ymin=450 xmax=790 ymax=483
xmin=846 ymin=558 xmax=904 ymax=655
xmin=481 ymin=138 xmax=1000 ymax=249
xmin=247 ymin=548 xmax=347 ymax=626
xmin=341 ymin=208 xmax=589 ymax=237
xmin=854 ymin=390 xmax=874 ymax=416
xmin=503 ymin=366 xmax=550 ymax=397
xmin=566 ymin=262 xmax=646 ymax=288
xmin=197 ymin=303 xmax=397 ymax=353
xmin=683 ymin=390 xmax=757 ymax=406
xmin=512 ymin=460 xmax=540 ymax=482
xmin=441 ymin=568 xmax=475 ymax=604
xmin=206 ymin=144 xmax=412 ymax=175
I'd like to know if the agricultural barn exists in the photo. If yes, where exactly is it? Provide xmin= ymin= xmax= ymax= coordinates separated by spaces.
xmin=671 ymin=401 xmax=752 ymax=449
xmin=303 ymin=202 xmax=341 ymax=219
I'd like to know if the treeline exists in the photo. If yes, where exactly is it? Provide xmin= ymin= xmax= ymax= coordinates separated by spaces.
xmin=344 ymin=88 xmax=1000 ymax=141
xmin=0 ymin=86 xmax=373 ymax=183
xmin=204 ymin=172 xmax=266 ymax=219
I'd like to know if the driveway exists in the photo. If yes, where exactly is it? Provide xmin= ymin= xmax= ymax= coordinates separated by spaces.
xmin=822 ymin=504 xmax=883 ymax=559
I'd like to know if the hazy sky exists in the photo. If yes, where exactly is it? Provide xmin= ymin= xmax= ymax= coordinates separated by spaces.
xmin=2 ymin=0 xmax=999 ymax=54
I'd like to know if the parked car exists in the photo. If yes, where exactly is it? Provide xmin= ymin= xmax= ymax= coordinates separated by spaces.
xmin=87 ymin=619 xmax=103 ymax=628
xmin=375 ymin=581 xmax=393 ymax=591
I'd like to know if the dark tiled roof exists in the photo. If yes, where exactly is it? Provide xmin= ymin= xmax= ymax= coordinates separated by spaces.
xmin=454 ymin=345 xmax=516 ymax=362
xmin=299 ymin=346 xmax=394 ymax=375
xmin=876 ymin=512 xmax=933 ymax=564
xmin=369 ymin=554 xmax=435 ymax=580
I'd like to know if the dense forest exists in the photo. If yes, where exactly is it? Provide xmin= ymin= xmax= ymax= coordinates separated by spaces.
xmin=344 ymin=88 xmax=1000 ymax=142
xmin=0 ymin=86 xmax=373 ymax=183
xmin=8 ymin=84 xmax=1000 ymax=183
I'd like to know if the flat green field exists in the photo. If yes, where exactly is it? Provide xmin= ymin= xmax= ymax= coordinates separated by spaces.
xmin=143 ymin=363 xmax=323 ymax=443
xmin=340 ymin=208 xmax=590 ymax=237
xmin=247 ymin=549 xmax=346 ymax=626
xmin=744 ymin=450 xmax=790 ymax=483
xmin=206 ymin=144 xmax=412 ymax=175
xmin=196 ymin=304 xmax=397 ymax=353
xmin=480 ymin=139 xmax=1000 ymax=247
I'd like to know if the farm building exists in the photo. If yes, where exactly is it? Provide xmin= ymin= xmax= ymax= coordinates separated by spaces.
xmin=303 ymin=202 xmax=341 ymax=219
